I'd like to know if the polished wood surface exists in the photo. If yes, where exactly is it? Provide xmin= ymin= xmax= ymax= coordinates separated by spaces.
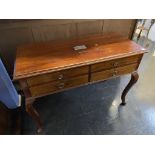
xmin=121 ymin=72 xmax=139 ymax=105
xmin=0 ymin=19 xmax=136 ymax=77
xmin=91 ymin=63 xmax=138 ymax=82
xmin=14 ymin=33 xmax=145 ymax=80
xmin=19 ymin=79 xmax=43 ymax=133
xmin=29 ymin=75 xmax=88 ymax=97
xmin=27 ymin=66 xmax=88 ymax=87
xmin=14 ymin=33 xmax=146 ymax=133
xmin=26 ymin=99 xmax=43 ymax=133
xmin=91 ymin=54 xmax=142 ymax=72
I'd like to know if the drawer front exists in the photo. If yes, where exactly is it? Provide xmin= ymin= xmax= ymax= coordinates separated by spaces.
xmin=91 ymin=63 xmax=138 ymax=82
xmin=91 ymin=54 xmax=142 ymax=72
xmin=29 ymin=75 xmax=88 ymax=97
xmin=27 ymin=66 xmax=88 ymax=87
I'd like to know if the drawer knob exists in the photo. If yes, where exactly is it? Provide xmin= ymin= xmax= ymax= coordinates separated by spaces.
xmin=113 ymin=62 xmax=118 ymax=67
xmin=58 ymin=83 xmax=65 ymax=89
xmin=58 ymin=74 xmax=63 ymax=80
xmin=113 ymin=70 xmax=118 ymax=77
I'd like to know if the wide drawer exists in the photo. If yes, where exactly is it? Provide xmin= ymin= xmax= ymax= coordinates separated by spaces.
xmin=91 ymin=54 xmax=142 ymax=72
xmin=27 ymin=66 xmax=88 ymax=87
xmin=29 ymin=75 xmax=88 ymax=97
xmin=91 ymin=63 xmax=138 ymax=82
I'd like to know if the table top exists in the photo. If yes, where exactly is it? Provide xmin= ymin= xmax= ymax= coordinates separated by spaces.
xmin=14 ymin=33 xmax=146 ymax=80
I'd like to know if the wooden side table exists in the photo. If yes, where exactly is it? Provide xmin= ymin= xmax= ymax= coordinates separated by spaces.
xmin=13 ymin=33 xmax=146 ymax=133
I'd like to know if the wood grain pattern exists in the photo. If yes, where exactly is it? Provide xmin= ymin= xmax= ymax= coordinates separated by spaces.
xmin=0 ymin=19 xmax=136 ymax=76
xmin=19 ymin=79 xmax=43 ymax=132
xmin=14 ymin=33 xmax=145 ymax=80
xmin=27 ymin=66 xmax=88 ymax=87
xmin=91 ymin=63 xmax=138 ymax=82
xmin=29 ymin=75 xmax=88 ymax=97
xmin=91 ymin=54 xmax=143 ymax=72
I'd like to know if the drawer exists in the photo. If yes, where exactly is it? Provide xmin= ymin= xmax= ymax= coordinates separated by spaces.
xmin=27 ymin=66 xmax=88 ymax=87
xmin=29 ymin=75 xmax=88 ymax=97
xmin=91 ymin=54 xmax=142 ymax=72
xmin=91 ymin=63 xmax=138 ymax=82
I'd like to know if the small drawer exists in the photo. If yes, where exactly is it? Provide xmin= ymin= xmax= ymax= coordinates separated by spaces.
xmin=29 ymin=75 xmax=88 ymax=97
xmin=91 ymin=54 xmax=142 ymax=72
xmin=91 ymin=63 xmax=138 ymax=82
xmin=27 ymin=66 xmax=88 ymax=87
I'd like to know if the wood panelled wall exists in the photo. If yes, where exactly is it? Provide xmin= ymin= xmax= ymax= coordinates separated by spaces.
xmin=0 ymin=19 xmax=136 ymax=77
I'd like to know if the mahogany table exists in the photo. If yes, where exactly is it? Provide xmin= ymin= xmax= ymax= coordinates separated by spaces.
xmin=13 ymin=33 xmax=146 ymax=133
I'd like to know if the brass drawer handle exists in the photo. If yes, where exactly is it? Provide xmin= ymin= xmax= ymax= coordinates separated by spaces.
xmin=113 ymin=62 xmax=118 ymax=67
xmin=58 ymin=83 xmax=65 ymax=89
xmin=113 ymin=70 xmax=118 ymax=77
xmin=58 ymin=74 xmax=64 ymax=80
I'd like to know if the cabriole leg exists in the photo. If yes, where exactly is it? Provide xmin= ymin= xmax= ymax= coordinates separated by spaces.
xmin=25 ymin=99 xmax=43 ymax=133
xmin=120 ymin=71 xmax=139 ymax=106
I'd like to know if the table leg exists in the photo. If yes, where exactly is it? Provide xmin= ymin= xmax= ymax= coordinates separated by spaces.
xmin=120 ymin=71 xmax=139 ymax=106
xmin=25 ymin=99 xmax=43 ymax=134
